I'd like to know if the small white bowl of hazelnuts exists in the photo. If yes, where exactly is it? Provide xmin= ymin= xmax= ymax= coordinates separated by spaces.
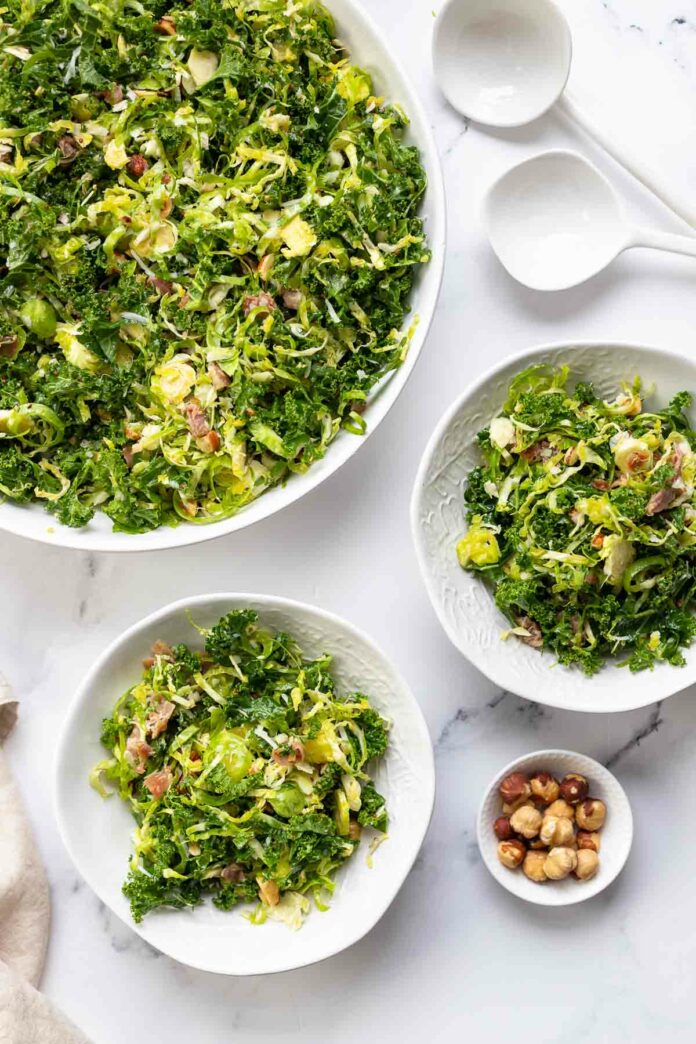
xmin=477 ymin=750 xmax=633 ymax=906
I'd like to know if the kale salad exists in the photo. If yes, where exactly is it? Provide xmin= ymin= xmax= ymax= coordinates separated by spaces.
xmin=457 ymin=365 xmax=696 ymax=674
xmin=92 ymin=610 xmax=390 ymax=927
xmin=0 ymin=0 xmax=429 ymax=532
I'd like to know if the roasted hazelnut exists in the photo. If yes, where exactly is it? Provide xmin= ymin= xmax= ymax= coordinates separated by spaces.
xmin=529 ymin=771 xmax=560 ymax=805
xmin=529 ymin=838 xmax=547 ymax=850
xmin=545 ymin=798 xmax=575 ymax=819
xmin=575 ymin=849 xmax=600 ymax=880
xmin=576 ymin=830 xmax=601 ymax=853
xmin=502 ymin=796 xmax=529 ymax=815
xmin=497 ymin=839 xmax=526 ymax=869
xmin=522 ymin=850 xmax=548 ymax=882
xmin=539 ymin=814 xmax=575 ymax=848
xmin=126 ymin=153 xmax=149 ymax=179
xmin=576 ymin=798 xmax=606 ymax=831
xmin=499 ymin=772 xmax=531 ymax=806
xmin=543 ymin=846 xmax=578 ymax=881
xmin=559 ymin=773 xmax=589 ymax=805
xmin=493 ymin=816 xmax=514 ymax=841
xmin=510 ymin=804 xmax=543 ymax=839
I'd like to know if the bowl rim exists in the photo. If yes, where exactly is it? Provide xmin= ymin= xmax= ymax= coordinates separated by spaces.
xmin=476 ymin=747 xmax=633 ymax=907
xmin=410 ymin=338 xmax=696 ymax=712
xmin=53 ymin=591 xmax=436 ymax=975
xmin=0 ymin=0 xmax=446 ymax=554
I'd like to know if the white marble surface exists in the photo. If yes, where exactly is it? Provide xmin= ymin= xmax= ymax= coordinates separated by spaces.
xmin=5 ymin=0 xmax=696 ymax=1040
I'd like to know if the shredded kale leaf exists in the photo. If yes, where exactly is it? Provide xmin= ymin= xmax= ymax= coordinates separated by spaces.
xmin=0 ymin=0 xmax=429 ymax=532
xmin=457 ymin=365 xmax=696 ymax=674
xmin=91 ymin=609 xmax=390 ymax=925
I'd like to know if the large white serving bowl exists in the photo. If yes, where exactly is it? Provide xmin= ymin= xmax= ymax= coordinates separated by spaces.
xmin=55 ymin=594 xmax=435 ymax=975
xmin=411 ymin=341 xmax=696 ymax=713
xmin=2 ymin=0 xmax=445 ymax=553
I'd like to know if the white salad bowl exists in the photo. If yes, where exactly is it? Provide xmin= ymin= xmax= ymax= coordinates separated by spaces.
xmin=477 ymin=749 xmax=633 ymax=906
xmin=0 ymin=0 xmax=445 ymax=554
xmin=411 ymin=340 xmax=696 ymax=713
xmin=54 ymin=593 xmax=435 ymax=975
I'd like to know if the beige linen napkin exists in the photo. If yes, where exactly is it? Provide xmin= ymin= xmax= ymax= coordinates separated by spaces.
xmin=0 ymin=680 xmax=90 ymax=1044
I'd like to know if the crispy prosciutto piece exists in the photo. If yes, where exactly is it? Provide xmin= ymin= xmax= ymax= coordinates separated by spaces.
xmin=208 ymin=362 xmax=230 ymax=390
xmin=515 ymin=615 xmax=543 ymax=649
xmin=183 ymin=399 xmax=210 ymax=439
xmin=125 ymin=725 xmax=152 ymax=774
xmin=146 ymin=698 xmax=175 ymax=739
xmin=520 ymin=440 xmax=551 ymax=463
xmin=154 ymin=15 xmax=176 ymax=34
xmin=221 ymin=863 xmax=246 ymax=883
xmin=242 ymin=292 xmax=275 ymax=316
xmin=182 ymin=400 xmax=221 ymax=452
xmin=143 ymin=767 xmax=172 ymax=799
xmin=271 ymin=739 xmax=305 ymax=766
xmin=0 ymin=336 xmax=18 ymax=359
xmin=147 ymin=275 xmax=174 ymax=297
xmin=646 ymin=487 xmax=678 ymax=516
xmin=143 ymin=640 xmax=174 ymax=668
xmin=57 ymin=135 xmax=79 ymax=163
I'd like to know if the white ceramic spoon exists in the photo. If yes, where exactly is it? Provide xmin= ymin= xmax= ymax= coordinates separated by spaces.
xmin=432 ymin=0 xmax=696 ymax=228
xmin=484 ymin=150 xmax=696 ymax=291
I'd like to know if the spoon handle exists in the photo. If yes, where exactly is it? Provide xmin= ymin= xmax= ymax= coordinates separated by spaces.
xmin=629 ymin=226 xmax=696 ymax=259
xmin=557 ymin=93 xmax=696 ymax=230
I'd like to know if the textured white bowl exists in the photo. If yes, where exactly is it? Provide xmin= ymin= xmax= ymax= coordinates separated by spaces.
xmin=2 ymin=0 xmax=445 ymax=553
xmin=478 ymin=750 xmax=633 ymax=906
xmin=54 ymin=594 xmax=435 ymax=975
xmin=411 ymin=341 xmax=696 ymax=712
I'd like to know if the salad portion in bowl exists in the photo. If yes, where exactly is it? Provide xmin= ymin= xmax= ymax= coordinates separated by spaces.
xmin=92 ymin=609 xmax=390 ymax=929
xmin=411 ymin=342 xmax=696 ymax=712
xmin=0 ymin=0 xmax=443 ymax=550
xmin=457 ymin=364 xmax=696 ymax=675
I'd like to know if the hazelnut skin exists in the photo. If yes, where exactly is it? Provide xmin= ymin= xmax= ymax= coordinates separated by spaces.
xmin=545 ymin=798 xmax=575 ymax=819
xmin=499 ymin=772 xmax=531 ymax=805
xmin=539 ymin=814 xmax=575 ymax=848
xmin=576 ymin=799 xmax=606 ymax=831
xmin=559 ymin=773 xmax=589 ymax=805
xmin=576 ymin=830 xmax=601 ymax=853
xmin=529 ymin=771 xmax=560 ymax=805
xmin=510 ymin=804 xmax=543 ymax=839
xmin=522 ymin=850 xmax=548 ymax=882
xmin=497 ymin=839 xmax=526 ymax=869
xmin=493 ymin=816 xmax=514 ymax=841
xmin=575 ymin=849 xmax=600 ymax=881
xmin=543 ymin=846 xmax=578 ymax=880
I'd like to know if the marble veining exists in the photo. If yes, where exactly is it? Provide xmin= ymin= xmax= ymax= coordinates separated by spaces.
xmin=3 ymin=0 xmax=696 ymax=1040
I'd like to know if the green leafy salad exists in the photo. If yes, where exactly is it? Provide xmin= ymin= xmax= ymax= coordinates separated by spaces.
xmin=457 ymin=365 xmax=696 ymax=674
xmin=0 ymin=0 xmax=429 ymax=532
xmin=92 ymin=610 xmax=390 ymax=927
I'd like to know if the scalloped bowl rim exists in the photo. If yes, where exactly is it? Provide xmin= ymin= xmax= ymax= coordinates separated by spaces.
xmin=411 ymin=339 xmax=696 ymax=713
xmin=54 ymin=593 xmax=435 ymax=975
xmin=0 ymin=0 xmax=445 ymax=553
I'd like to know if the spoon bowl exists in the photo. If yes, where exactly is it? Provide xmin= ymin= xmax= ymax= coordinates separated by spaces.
xmin=485 ymin=150 xmax=628 ymax=290
xmin=484 ymin=149 xmax=696 ymax=290
xmin=432 ymin=0 xmax=571 ymax=127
